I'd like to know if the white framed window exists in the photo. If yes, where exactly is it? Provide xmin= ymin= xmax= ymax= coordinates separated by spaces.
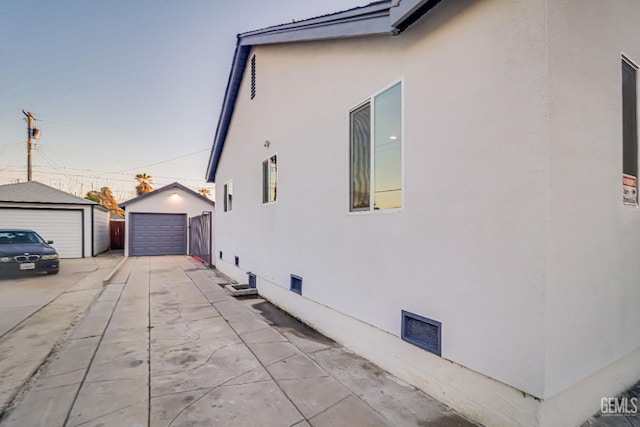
xmin=622 ymin=56 xmax=638 ymax=206
xmin=223 ymin=180 xmax=233 ymax=212
xmin=349 ymin=81 xmax=403 ymax=212
xmin=262 ymin=154 xmax=277 ymax=204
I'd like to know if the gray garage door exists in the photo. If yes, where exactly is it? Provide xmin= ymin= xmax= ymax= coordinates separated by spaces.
xmin=130 ymin=213 xmax=187 ymax=256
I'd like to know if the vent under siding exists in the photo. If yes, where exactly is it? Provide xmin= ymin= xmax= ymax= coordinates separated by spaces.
xmin=290 ymin=274 xmax=302 ymax=295
xmin=401 ymin=311 xmax=441 ymax=356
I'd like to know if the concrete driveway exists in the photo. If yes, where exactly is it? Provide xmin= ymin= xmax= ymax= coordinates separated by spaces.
xmin=0 ymin=255 xmax=477 ymax=427
xmin=0 ymin=252 xmax=123 ymax=415
xmin=0 ymin=255 xmax=119 ymax=337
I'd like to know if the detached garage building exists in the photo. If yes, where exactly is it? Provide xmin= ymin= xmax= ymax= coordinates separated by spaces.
xmin=120 ymin=182 xmax=214 ymax=257
xmin=0 ymin=181 xmax=110 ymax=258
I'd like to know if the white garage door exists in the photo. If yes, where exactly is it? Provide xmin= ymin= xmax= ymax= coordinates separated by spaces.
xmin=0 ymin=208 xmax=83 ymax=258
xmin=130 ymin=213 xmax=187 ymax=256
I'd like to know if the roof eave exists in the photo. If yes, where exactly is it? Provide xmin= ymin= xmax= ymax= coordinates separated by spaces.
xmin=239 ymin=2 xmax=394 ymax=46
xmin=205 ymin=44 xmax=252 ymax=182
xmin=205 ymin=0 xmax=445 ymax=183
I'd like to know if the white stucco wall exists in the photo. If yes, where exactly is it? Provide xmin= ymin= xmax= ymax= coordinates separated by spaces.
xmin=92 ymin=206 xmax=110 ymax=256
xmin=123 ymin=187 xmax=214 ymax=257
xmin=213 ymin=0 xmax=640 ymax=425
xmin=544 ymin=0 xmax=640 ymax=399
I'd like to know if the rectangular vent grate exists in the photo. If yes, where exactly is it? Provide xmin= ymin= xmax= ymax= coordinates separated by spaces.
xmin=290 ymin=275 xmax=302 ymax=295
xmin=248 ymin=273 xmax=256 ymax=289
xmin=235 ymin=256 xmax=239 ymax=267
xmin=250 ymin=55 xmax=256 ymax=100
xmin=401 ymin=311 xmax=441 ymax=356
xmin=219 ymin=251 xmax=223 ymax=259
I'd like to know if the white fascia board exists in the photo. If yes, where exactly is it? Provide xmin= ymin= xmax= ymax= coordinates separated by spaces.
xmin=390 ymin=0 xmax=423 ymax=26
xmin=389 ymin=0 xmax=442 ymax=30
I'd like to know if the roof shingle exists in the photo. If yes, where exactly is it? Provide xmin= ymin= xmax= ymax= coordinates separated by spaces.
xmin=0 ymin=181 xmax=97 ymax=205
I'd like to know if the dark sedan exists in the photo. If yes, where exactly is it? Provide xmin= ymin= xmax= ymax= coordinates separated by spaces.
xmin=0 ymin=230 xmax=60 ymax=276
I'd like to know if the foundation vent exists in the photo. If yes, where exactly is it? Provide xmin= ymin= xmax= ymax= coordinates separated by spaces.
xmin=401 ymin=310 xmax=441 ymax=356
xmin=290 ymin=275 xmax=302 ymax=295
xmin=235 ymin=256 xmax=239 ymax=266
xmin=248 ymin=272 xmax=256 ymax=289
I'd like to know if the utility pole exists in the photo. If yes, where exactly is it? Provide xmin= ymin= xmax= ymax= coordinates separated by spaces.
xmin=22 ymin=110 xmax=39 ymax=181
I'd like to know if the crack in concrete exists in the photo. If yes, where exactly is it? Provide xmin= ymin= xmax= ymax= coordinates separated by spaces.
xmin=70 ymin=398 xmax=147 ymax=427
xmin=150 ymin=342 xmax=243 ymax=378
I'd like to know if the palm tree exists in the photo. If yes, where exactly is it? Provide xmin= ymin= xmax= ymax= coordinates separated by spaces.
xmin=198 ymin=188 xmax=211 ymax=198
xmin=135 ymin=173 xmax=153 ymax=196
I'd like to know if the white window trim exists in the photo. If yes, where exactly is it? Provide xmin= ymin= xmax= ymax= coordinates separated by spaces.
xmin=223 ymin=180 xmax=233 ymax=212
xmin=346 ymin=78 xmax=405 ymax=215
xmin=262 ymin=153 xmax=278 ymax=205
xmin=622 ymin=53 xmax=639 ymax=208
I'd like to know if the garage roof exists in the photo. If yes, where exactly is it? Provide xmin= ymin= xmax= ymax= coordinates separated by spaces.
xmin=0 ymin=181 xmax=99 ymax=205
xmin=120 ymin=182 xmax=214 ymax=207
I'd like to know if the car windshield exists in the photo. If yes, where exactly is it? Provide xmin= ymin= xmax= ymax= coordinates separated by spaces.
xmin=0 ymin=231 xmax=45 ymax=245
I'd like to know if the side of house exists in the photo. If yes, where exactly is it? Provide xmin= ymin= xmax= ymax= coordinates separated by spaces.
xmin=208 ymin=1 xmax=640 ymax=426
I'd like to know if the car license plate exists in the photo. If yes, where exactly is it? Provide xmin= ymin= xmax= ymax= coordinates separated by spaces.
xmin=19 ymin=263 xmax=35 ymax=270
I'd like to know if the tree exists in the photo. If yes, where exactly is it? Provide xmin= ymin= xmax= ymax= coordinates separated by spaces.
xmin=85 ymin=186 xmax=124 ymax=216
xmin=135 ymin=173 xmax=153 ymax=196
xmin=85 ymin=190 xmax=100 ymax=203
xmin=198 ymin=188 xmax=211 ymax=198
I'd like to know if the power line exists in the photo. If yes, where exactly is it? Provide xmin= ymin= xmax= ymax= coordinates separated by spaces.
xmin=115 ymin=148 xmax=210 ymax=173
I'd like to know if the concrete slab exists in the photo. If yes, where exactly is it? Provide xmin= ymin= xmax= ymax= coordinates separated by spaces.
xmin=151 ymin=341 xmax=261 ymax=397
xmin=308 ymin=346 xmax=476 ymax=427
xmin=266 ymin=353 xmax=329 ymax=381
xmin=0 ymin=283 xmax=105 ymax=413
xmin=246 ymin=341 xmax=300 ymax=367
xmin=1 ymin=335 xmax=101 ymax=426
xmin=239 ymin=325 xmax=287 ymax=344
xmin=1 ymin=383 xmax=79 ymax=427
xmin=155 ymin=381 xmax=304 ymax=427
xmin=309 ymin=394 xmax=389 ymax=427
xmin=278 ymin=376 xmax=352 ymax=419
xmin=67 ymin=380 xmax=147 ymax=427
xmin=1 ymin=256 xmax=483 ymax=427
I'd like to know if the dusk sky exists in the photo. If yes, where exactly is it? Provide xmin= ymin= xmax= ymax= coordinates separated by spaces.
xmin=0 ymin=0 xmax=365 ymax=202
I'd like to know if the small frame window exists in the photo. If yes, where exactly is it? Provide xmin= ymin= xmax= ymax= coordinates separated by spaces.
xmin=350 ymin=81 xmax=403 ymax=212
xmin=262 ymin=155 xmax=277 ymax=204
xmin=224 ymin=180 xmax=233 ymax=212
xmin=622 ymin=56 xmax=638 ymax=206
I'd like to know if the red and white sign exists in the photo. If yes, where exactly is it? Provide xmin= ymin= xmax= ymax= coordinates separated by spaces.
xmin=623 ymin=174 xmax=637 ymax=206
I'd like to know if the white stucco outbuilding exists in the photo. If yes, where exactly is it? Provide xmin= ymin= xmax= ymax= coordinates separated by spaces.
xmin=120 ymin=182 xmax=215 ymax=257
xmin=0 ymin=181 xmax=110 ymax=258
